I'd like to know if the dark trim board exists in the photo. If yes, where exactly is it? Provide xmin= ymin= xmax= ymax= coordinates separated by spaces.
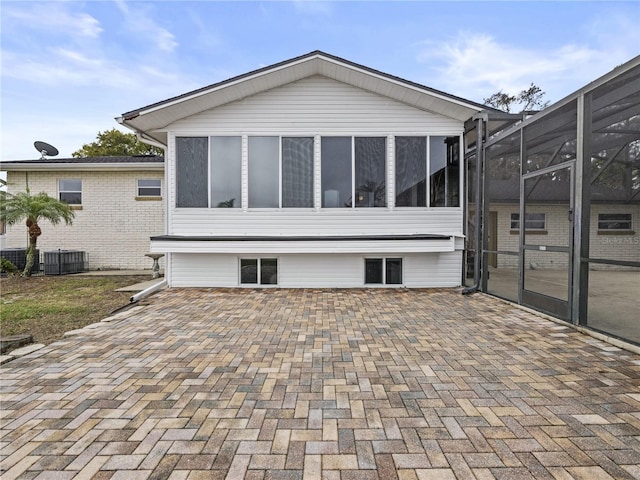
xmin=150 ymin=234 xmax=453 ymax=242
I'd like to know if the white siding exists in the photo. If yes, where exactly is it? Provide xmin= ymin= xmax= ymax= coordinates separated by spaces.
xmin=170 ymin=253 xmax=237 ymax=287
xmin=169 ymin=252 xmax=462 ymax=288
xmin=161 ymin=74 xmax=466 ymax=287
xmin=279 ymin=255 xmax=362 ymax=288
xmin=167 ymin=209 xmax=463 ymax=237
xmin=170 ymin=76 xmax=462 ymax=135
xmin=403 ymin=252 xmax=462 ymax=288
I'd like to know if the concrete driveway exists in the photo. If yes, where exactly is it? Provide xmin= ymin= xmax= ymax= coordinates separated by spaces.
xmin=1 ymin=288 xmax=639 ymax=479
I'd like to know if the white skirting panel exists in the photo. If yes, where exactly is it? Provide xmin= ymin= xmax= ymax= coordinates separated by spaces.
xmin=169 ymin=252 xmax=462 ymax=288
xmin=402 ymin=252 xmax=462 ymax=288
xmin=170 ymin=253 xmax=238 ymax=287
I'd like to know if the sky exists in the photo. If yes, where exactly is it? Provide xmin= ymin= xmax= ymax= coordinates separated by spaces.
xmin=1 ymin=0 xmax=639 ymax=161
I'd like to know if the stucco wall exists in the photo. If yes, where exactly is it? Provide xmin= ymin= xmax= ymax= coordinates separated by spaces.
xmin=4 ymin=170 xmax=165 ymax=270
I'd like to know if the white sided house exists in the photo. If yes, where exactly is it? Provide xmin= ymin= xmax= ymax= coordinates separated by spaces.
xmin=118 ymin=51 xmax=488 ymax=288
xmin=0 ymin=156 xmax=165 ymax=271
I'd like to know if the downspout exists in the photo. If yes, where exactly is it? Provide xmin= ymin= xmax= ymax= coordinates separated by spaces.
xmin=134 ymin=132 xmax=167 ymax=151
xmin=130 ymin=279 xmax=167 ymax=303
xmin=115 ymin=116 xmax=170 ymax=287
xmin=114 ymin=116 xmax=168 ymax=151
xmin=462 ymin=114 xmax=485 ymax=295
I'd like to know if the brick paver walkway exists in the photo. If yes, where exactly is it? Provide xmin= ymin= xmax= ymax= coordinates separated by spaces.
xmin=1 ymin=288 xmax=639 ymax=479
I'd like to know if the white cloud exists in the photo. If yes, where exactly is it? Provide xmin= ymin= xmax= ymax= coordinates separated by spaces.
xmin=3 ymin=3 xmax=102 ymax=38
xmin=417 ymin=21 xmax=639 ymax=106
xmin=2 ymin=46 xmax=198 ymax=98
xmin=114 ymin=0 xmax=178 ymax=53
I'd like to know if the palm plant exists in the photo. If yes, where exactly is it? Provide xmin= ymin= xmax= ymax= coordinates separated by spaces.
xmin=0 ymin=189 xmax=75 ymax=276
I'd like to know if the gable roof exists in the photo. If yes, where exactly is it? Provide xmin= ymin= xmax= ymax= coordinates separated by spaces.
xmin=118 ymin=51 xmax=490 ymax=145
xmin=0 ymin=155 xmax=164 ymax=172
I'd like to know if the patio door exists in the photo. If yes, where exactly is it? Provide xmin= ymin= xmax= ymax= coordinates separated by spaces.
xmin=520 ymin=163 xmax=574 ymax=320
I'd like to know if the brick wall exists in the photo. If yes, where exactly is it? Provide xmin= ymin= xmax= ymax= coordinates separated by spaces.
xmin=490 ymin=203 xmax=639 ymax=270
xmin=4 ymin=170 xmax=165 ymax=270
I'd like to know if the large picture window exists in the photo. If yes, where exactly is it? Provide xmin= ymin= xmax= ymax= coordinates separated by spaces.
xmin=211 ymin=136 xmax=241 ymax=208
xmin=174 ymin=133 xmax=460 ymax=210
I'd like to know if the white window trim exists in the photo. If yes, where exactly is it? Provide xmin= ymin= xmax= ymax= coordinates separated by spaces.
xmin=137 ymin=179 xmax=162 ymax=197
xmin=597 ymin=213 xmax=633 ymax=232
xmin=320 ymin=136 xmax=388 ymax=210
xmin=58 ymin=178 xmax=82 ymax=205
xmin=510 ymin=212 xmax=547 ymax=231
xmin=239 ymin=257 xmax=279 ymax=286
xmin=363 ymin=257 xmax=404 ymax=286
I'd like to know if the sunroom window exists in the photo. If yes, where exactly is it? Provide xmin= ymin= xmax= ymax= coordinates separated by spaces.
xmin=395 ymin=136 xmax=460 ymax=207
xmin=211 ymin=136 xmax=242 ymax=208
xmin=321 ymin=136 xmax=386 ymax=208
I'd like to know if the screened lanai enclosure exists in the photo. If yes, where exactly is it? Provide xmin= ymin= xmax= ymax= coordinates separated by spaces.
xmin=464 ymin=56 xmax=640 ymax=345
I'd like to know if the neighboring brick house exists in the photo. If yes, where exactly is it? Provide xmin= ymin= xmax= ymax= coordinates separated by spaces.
xmin=0 ymin=156 xmax=164 ymax=270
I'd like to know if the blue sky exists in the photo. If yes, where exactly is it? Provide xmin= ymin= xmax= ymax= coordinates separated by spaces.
xmin=1 ymin=0 xmax=639 ymax=160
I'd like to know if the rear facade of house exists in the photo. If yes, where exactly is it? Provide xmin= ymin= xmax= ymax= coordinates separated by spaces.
xmin=120 ymin=51 xmax=487 ymax=288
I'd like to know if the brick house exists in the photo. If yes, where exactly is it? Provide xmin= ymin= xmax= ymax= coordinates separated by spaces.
xmin=0 ymin=156 xmax=165 ymax=270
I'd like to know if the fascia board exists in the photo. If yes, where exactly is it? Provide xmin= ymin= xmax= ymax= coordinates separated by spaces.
xmin=136 ymin=56 xmax=321 ymax=117
xmin=0 ymin=163 xmax=164 ymax=172
xmin=127 ymin=54 xmax=482 ymax=127
xmin=150 ymin=238 xmax=455 ymax=254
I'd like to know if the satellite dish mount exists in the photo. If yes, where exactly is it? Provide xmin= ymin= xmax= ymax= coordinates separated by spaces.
xmin=34 ymin=141 xmax=59 ymax=159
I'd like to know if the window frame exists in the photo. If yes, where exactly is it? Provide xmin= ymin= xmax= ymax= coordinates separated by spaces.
xmin=394 ymin=135 xmax=461 ymax=208
xmin=364 ymin=257 xmax=403 ymax=285
xmin=210 ymin=136 xmax=242 ymax=209
xmin=58 ymin=179 xmax=82 ymax=205
xmin=137 ymin=179 xmax=162 ymax=197
xmin=321 ymin=136 xmax=387 ymax=209
xmin=597 ymin=213 xmax=633 ymax=232
xmin=239 ymin=257 xmax=279 ymax=286
xmin=510 ymin=212 xmax=547 ymax=232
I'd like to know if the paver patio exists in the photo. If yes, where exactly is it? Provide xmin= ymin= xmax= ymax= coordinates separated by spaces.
xmin=1 ymin=288 xmax=639 ymax=479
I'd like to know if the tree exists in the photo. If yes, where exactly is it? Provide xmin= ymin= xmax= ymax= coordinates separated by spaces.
xmin=0 ymin=189 xmax=75 ymax=276
xmin=72 ymin=128 xmax=163 ymax=157
xmin=484 ymin=83 xmax=550 ymax=113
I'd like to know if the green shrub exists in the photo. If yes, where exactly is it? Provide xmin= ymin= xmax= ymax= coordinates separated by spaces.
xmin=0 ymin=257 xmax=19 ymax=275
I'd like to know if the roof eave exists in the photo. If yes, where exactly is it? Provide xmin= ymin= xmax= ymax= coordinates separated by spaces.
xmin=121 ymin=51 xmax=486 ymax=131
xmin=0 ymin=162 xmax=165 ymax=172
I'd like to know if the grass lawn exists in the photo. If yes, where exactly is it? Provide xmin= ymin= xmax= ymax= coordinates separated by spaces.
xmin=0 ymin=275 xmax=148 ymax=347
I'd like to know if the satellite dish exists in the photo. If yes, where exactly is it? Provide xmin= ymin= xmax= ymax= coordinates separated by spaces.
xmin=34 ymin=141 xmax=59 ymax=159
